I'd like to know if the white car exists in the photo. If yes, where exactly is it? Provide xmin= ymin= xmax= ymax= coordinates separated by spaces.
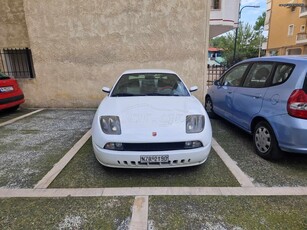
xmin=92 ymin=69 xmax=212 ymax=168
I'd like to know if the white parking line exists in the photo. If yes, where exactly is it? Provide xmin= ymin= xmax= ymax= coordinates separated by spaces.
xmin=0 ymin=187 xmax=306 ymax=198
xmin=129 ymin=196 xmax=149 ymax=230
xmin=212 ymin=138 xmax=255 ymax=187
xmin=34 ymin=129 xmax=92 ymax=189
xmin=0 ymin=109 xmax=44 ymax=127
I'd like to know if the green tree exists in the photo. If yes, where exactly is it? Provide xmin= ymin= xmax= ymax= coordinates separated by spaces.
xmin=210 ymin=22 xmax=266 ymax=65
xmin=254 ymin=12 xmax=266 ymax=31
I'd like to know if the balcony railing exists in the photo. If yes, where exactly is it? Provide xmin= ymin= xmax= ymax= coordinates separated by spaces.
xmin=296 ymin=33 xmax=307 ymax=44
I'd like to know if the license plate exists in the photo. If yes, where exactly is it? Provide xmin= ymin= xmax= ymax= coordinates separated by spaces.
xmin=0 ymin=86 xmax=13 ymax=93
xmin=140 ymin=155 xmax=169 ymax=163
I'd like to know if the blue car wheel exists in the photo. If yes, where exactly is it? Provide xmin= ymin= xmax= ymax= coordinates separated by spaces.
xmin=253 ymin=121 xmax=283 ymax=160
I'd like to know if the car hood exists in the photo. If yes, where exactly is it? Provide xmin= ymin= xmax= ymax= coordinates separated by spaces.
xmin=96 ymin=96 xmax=207 ymax=139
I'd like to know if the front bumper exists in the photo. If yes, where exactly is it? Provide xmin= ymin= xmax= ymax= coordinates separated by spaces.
xmin=92 ymin=141 xmax=211 ymax=168
xmin=0 ymin=94 xmax=25 ymax=110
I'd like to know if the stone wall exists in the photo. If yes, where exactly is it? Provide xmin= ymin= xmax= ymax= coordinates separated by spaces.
xmin=0 ymin=0 xmax=30 ymax=48
xmin=19 ymin=0 xmax=209 ymax=107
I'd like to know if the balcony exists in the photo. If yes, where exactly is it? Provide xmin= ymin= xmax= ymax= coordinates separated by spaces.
xmin=296 ymin=33 xmax=307 ymax=44
xmin=299 ymin=5 xmax=307 ymax=17
xmin=209 ymin=0 xmax=240 ymax=38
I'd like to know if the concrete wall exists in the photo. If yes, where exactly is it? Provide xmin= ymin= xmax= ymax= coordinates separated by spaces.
xmin=0 ymin=0 xmax=30 ymax=48
xmin=19 ymin=0 xmax=209 ymax=108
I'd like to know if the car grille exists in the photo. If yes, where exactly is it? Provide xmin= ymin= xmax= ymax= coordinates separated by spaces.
xmin=116 ymin=158 xmax=192 ymax=167
xmin=122 ymin=142 xmax=186 ymax=151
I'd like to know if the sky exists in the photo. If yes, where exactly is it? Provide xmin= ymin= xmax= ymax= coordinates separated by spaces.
xmin=240 ymin=0 xmax=266 ymax=26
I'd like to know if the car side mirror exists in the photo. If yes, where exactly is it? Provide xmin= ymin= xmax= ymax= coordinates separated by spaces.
xmin=102 ymin=87 xmax=111 ymax=93
xmin=189 ymin=86 xmax=198 ymax=92
xmin=213 ymin=80 xmax=220 ymax=86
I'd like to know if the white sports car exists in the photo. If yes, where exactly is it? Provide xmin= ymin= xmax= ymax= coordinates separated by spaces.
xmin=92 ymin=69 xmax=212 ymax=168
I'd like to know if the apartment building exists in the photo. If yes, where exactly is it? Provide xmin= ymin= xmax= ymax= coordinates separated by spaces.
xmin=0 ymin=0 xmax=210 ymax=107
xmin=265 ymin=0 xmax=307 ymax=55
xmin=210 ymin=0 xmax=240 ymax=38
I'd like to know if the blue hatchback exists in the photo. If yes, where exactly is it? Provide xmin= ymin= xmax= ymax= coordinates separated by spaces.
xmin=205 ymin=56 xmax=307 ymax=160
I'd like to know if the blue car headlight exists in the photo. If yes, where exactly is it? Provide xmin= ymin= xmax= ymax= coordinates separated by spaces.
xmin=100 ymin=116 xmax=121 ymax=135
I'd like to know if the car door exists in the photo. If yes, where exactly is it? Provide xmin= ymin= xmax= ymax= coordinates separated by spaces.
xmin=231 ymin=62 xmax=274 ymax=131
xmin=212 ymin=63 xmax=250 ymax=120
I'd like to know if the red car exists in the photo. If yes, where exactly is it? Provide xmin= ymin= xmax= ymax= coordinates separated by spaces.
xmin=0 ymin=72 xmax=25 ymax=111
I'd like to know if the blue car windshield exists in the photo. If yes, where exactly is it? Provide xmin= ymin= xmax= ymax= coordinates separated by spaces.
xmin=111 ymin=73 xmax=190 ymax=97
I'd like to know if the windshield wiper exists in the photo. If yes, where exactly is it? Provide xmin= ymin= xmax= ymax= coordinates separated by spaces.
xmin=111 ymin=93 xmax=136 ymax=97
xmin=144 ymin=93 xmax=172 ymax=96
xmin=111 ymin=93 xmax=146 ymax=97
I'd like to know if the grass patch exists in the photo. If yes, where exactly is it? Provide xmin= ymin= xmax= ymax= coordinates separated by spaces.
xmin=50 ymin=138 xmax=240 ymax=188
xmin=211 ymin=118 xmax=307 ymax=187
xmin=0 ymin=196 xmax=133 ymax=229
xmin=148 ymin=196 xmax=307 ymax=229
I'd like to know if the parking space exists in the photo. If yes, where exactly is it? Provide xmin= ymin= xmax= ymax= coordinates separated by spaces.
xmin=148 ymin=196 xmax=307 ymax=229
xmin=0 ymin=109 xmax=306 ymax=229
xmin=0 ymin=109 xmax=95 ymax=188
xmin=0 ymin=108 xmax=36 ymax=124
xmin=211 ymin=118 xmax=307 ymax=187
xmin=49 ymin=139 xmax=240 ymax=188
xmin=0 ymin=196 xmax=133 ymax=229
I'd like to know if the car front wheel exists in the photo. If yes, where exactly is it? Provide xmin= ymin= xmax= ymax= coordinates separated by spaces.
xmin=205 ymin=96 xmax=216 ymax=118
xmin=253 ymin=121 xmax=282 ymax=160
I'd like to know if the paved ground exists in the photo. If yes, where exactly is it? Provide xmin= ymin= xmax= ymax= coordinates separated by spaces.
xmin=0 ymin=109 xmax=95 ymax=188
xmin=0 ymin=108 xmax=306 ymax=229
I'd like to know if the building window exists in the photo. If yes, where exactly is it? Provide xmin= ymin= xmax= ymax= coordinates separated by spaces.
xmin=0 ymin=48 xmax=35 ymax=78
xmin=211 ymin=0 xmax=221 ymax=10
xmin=301 ymin=25 xmax=306 ymax=32
xmin=288 ymin=24 xmax=294 ymax=36
xmin=287 ymin=48 xmax=302 ymax=55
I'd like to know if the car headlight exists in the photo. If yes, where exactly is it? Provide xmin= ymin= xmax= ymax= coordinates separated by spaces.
xmin=186 ymin=115 xmax=204 ymax=133
xmin=100 ymin=116 xmax=121 ymax=135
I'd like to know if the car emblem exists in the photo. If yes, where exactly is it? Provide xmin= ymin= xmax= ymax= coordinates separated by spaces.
xmin=152 ymin=132 xmax=157 ymax=137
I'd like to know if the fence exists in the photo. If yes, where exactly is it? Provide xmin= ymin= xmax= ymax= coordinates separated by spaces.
xmin=207 ymin=64 xmax=228 ymax=86
xmin=0 ymin=48 xmax=35 ymax=78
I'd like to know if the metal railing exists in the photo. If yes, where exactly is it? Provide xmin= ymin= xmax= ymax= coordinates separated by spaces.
xmin=297 ymin=32 xmax=307 ymax=42
xmin=0 ymin=48 xmax=35 ymax=78
xmin=207 ymin=64 xmax=227 ymax=86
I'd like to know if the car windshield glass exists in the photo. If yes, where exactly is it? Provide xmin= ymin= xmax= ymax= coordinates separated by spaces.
xmin=0 ymin=72 xmax=10 ymax=80
xmin=111 ymin=73 xmax=190 ymax=97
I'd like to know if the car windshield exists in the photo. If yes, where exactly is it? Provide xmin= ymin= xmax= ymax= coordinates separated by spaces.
xmin=111 ymin=73 xmax=190 ymax=97
xmin=0 ymin=72 xmax=10 ymax=80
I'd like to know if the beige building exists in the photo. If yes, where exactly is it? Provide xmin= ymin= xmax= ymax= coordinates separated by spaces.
xmin=265 ymin=0 xmax=307 ymax=55
xmin=0 ymin=0 xmax=210 ymax=108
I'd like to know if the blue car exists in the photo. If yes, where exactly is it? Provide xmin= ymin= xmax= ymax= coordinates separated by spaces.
xmin=205 ymin=56 xmax=307 ymax=160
